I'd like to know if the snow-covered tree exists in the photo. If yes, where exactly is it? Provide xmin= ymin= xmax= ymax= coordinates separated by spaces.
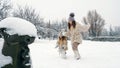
xmin=109 ymin=25 xmax=114 ymax=36
xmin=83 ymin=10 xmax=105 ymax=37
xmin=109 ymin=26 xmax=120 ymax=36
xmin=13 ymin=6 xmax=43 ymax=26
xmin=61 ymin=19 xmax=67 ymax=30
xmin=51 ymin=19 xmax=67 ymax=32
xmin=0 ymin=0 xmax=12 ymax=21
xmin=46 ymin=21 xmax=51 ymax=39
xmin=50 ymin=21 xmax=59 ymax=32
xmin=114 ymin=26 xmax=120 ymax=36
xmin=101 ymin=28 xmax=109 ymax=36
xmin=12 ymin=5 xmax=47 ymax=37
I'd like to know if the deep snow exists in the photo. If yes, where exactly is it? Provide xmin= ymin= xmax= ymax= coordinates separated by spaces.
xmin=0 ymin=38 xmax=120 ymax=68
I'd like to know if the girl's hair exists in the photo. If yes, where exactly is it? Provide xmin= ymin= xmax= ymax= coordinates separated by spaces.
xmin=68 ymin=20 xmax=76 ymax=30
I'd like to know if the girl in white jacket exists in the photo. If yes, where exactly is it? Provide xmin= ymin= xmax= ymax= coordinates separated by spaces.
xmin=67 ymin=13 xmax=90 ymax=60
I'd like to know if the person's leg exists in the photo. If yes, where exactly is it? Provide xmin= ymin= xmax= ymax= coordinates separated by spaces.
xmin=72 ymin=42 xmax=80 ymax=60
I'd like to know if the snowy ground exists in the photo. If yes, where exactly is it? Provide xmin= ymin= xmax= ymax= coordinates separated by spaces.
xmin=29 ymin=39 xmax=120 ymax=68
xmin=0 ymin=38 xmax=120 ymax=68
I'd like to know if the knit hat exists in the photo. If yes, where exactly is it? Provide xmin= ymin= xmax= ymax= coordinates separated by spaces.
xmin=68 ymin=12 xmax=75 ymax=22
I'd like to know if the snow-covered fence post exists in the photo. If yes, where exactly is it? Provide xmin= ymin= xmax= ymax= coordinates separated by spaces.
xmin=0 ymin=17 xmax=37 ymax=68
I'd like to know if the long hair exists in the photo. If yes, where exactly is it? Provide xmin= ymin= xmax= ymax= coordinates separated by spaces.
xmin=68 ymin=20 xmax=76 ymax=30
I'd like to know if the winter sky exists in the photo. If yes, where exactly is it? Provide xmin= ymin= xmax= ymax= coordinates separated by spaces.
xmin=11 ymin=0 xmax=120 ymax=27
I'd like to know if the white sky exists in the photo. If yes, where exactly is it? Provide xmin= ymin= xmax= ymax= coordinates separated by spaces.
xmin=11 ymin=0 xmax=120 ymax=27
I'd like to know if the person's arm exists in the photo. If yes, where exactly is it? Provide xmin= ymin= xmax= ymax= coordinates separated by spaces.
xmin=78 ymin=23 xmax=90 ymax=32
xmin=65 ymin=29 xmax=71 ymax=37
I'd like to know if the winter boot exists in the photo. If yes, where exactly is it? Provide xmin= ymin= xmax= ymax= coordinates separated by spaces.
xmin=73 ymin=50 xmax=80 ymax=60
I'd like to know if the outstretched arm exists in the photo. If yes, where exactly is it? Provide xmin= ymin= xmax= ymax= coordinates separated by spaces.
xmin=78 ymin=23 xmax=90 ymax=32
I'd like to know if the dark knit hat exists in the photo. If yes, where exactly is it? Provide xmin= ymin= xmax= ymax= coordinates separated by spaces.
xmin=70 ymin=13 xmax=75 ymax=17
xmin=68 ymin=12 xmax=75 ymax=21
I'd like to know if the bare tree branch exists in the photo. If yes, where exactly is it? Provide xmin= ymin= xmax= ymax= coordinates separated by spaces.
xmin=83 ymin=10 xmax=105 ymax=37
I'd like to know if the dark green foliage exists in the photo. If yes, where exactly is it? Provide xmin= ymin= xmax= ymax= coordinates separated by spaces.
xmin=0 ymin=28 xmax=35 ymax=68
